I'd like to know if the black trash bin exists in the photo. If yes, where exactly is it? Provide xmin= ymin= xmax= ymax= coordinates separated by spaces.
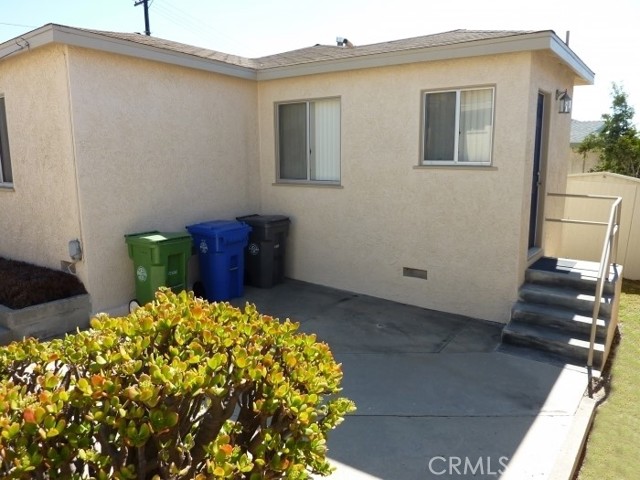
xmin=236 ymin=214 xmax=290 ymax=288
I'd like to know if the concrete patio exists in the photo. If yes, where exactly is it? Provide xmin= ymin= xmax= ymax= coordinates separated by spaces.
xmin=233 ymin=280 xmax=595 ymax=480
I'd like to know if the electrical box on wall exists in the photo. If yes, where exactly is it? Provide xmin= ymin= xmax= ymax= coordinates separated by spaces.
xmin=68 ymin=239 xmax=83 ymax=261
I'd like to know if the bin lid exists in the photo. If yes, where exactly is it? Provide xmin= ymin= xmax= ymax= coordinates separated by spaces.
xmin=125 ymin=231 xmax=192 ymax=245
xmin=236 ymin=214 xmax=290 ymax=227
xmin=185 ymin=220 xmax=251 ymax=237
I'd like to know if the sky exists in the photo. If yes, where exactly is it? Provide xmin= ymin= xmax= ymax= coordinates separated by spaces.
xmin=1 ymin=0 xmax=639 ymax=124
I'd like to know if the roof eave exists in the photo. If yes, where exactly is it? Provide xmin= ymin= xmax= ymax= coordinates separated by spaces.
xmin=256 ymin=31 xmax=595 ymax=84
xmin=0 ymin=24 xmax=258 ymax=81
xmin=1 ymin=26 xmax=594 ymax=86
xmin=548 ymin=33 xmax=594 ymax=86
xmin=0 ymin=24 xmax=54 ymax=60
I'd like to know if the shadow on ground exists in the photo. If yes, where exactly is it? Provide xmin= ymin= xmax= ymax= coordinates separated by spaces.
xmin=233 ymin=280 xmax=589 ymax=480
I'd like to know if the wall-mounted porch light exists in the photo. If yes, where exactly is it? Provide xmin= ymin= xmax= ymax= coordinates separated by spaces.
xmin=556 ymin=89 xmax=572 ymax=114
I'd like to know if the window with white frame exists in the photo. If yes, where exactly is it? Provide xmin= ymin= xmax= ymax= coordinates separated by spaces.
xmin=0 ymin=97 xmax=12 ymax=185
xmin=422 ymin=87 xmax=494 ymax=165
xmin=277 ymin=98 xmax=340 ymax=183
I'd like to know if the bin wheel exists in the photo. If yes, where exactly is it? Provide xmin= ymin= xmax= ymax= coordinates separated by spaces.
xmin=193 ymin=281 xmax=205 ymax=299
xmin=129 ymin=299 xmax=140 ymax=313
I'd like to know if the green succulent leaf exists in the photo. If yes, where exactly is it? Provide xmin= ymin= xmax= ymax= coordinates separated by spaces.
xmin=0 ymin=287 xmax=354 ymax=479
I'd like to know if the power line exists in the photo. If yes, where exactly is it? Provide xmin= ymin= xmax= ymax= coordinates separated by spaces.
xmin=154 ymin=4 xmax=209 ymax=37
xmin=153 ymin=1 xmax=220 ymax=45
xmin=152 ymin=0 xmax=257 ymax=54
xmin=156 ymin=0 xmax=210 ymax=32
xmin=0 ymin=22 xmax=38 ymax=29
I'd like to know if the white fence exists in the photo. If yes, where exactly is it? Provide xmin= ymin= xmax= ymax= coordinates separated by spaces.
xmin=556 ymin=172 xmax=640 ymax=280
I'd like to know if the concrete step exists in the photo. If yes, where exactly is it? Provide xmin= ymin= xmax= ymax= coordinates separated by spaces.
xmin=496 ymin=343 xmax=599 ymax=375
xmin=502 ymin=321 xmax=604 ymax=367
xmin=519 ymin=283 xmax=613 ymax=318
xmin=511 ymin=301 xmax=607 ymax=340
xmin=527 ymin=257 xmax=618 ymax=295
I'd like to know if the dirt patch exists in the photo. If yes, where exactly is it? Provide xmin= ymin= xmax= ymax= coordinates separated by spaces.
xmin=0 ymin=257 xmax=87 ymax=310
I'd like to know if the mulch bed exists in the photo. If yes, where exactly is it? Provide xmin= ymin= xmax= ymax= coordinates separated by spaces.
xmin=0 ymin=257 xmax=87 ymax=310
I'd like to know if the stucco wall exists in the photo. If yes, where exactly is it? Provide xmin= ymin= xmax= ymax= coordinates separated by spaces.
xmin=257 ymin=53 xmax=542 ymax=322
xmin=65 ymin=47 xmax=259 ymax=312
xmin=0 ymin=41 xmax=583 ymax=322
xmin=526 ymin=52 xmax=574 ymax=262
xmin=0 ymin=45 xmax=83 ymax=275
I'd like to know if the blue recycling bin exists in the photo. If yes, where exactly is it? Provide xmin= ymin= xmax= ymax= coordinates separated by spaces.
xmin=186 ymin=220 xmax=251 ymax=301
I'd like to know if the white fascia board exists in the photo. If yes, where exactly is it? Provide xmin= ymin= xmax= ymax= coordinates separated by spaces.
xmin=0 ymin=24 xmax=257 ymax=81
xmin=549 ymin=34 xmax=594 ymax=86
xmin=51 ymin=26 xmax=257 ymax=80
xmin=0 ymin=24 xmax=55 ymax=60
xmin=257 ymin=31 xmax=594 ymax=85
xmin=3 ymin=26 xmax=593 ymax=87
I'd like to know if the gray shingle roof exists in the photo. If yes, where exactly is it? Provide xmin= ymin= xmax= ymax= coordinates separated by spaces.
xmin=253 ymin=30 xmax=538 ymax=69
xmin=571 ymin=120 xmax=604 ymax=144
xmin=8 ymin=24 xmax=592 ymax=83
xmin=79 ymin=27 xmax=539 ymax=71
xmin=78 ymin=28 xmax=256 ymax=68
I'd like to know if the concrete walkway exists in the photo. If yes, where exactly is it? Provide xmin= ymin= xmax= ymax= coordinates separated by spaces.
xmin=234 ymin=280 xmax=594 ymax=480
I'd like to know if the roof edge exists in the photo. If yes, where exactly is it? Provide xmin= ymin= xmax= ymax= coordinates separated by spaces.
xmin=0 ymin=24 xmax=258 ymax=80
xmin=549 ymin=33 xmax=594 ymax=86
xmin=257 ymin=30 xmax=594 ymax=83
xmin=0 ymin=23 xmax=55 ymax=60
xmin=0 ymin=25 xmax=594 ymax=86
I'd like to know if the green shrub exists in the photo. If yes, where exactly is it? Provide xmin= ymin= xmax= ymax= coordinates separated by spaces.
xmin=0 ymin=288 xmax=355 ymax=479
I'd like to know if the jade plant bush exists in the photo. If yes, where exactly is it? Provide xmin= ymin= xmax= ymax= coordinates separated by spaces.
xmin=0 ymin=288 xmax=355 ymax=479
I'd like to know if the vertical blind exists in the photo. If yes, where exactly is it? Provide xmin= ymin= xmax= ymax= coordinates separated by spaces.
xmin=311 ymin=98 xmax=340 ymax=181
xmin=458 ymin=89 xmax=493 ymax=163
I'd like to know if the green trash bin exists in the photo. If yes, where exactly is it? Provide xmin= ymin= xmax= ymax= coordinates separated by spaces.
xmin=125 ymin=231 xmax=192 ymax=307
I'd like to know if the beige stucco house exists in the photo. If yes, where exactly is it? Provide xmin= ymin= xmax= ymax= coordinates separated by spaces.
xmin=0 ymin=24 xmax=593 ymax=323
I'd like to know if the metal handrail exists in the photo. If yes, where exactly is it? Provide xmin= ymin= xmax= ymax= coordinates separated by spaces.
xmin=587 ymin=196 xmax=622 ymax=368
xmin=546 ymin=219 xmax=608 ymax=226
xmin=547 ymin=193 xmax=621 ymax=200
xmin=545 ymin=193 xmax=622 ymax=370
